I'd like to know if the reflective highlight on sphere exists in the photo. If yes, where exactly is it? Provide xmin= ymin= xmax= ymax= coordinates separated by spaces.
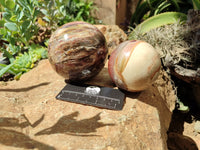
xmin=108 ymin=40 xmax=161 ymax=92
xmin=48 ymin=21 xmax=108 ymax=82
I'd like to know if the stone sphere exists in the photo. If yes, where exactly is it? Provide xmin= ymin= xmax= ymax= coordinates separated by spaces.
xmin=108 ymin=40 xmax=161 ymax=92
xmin=48 ymin=21 xmax=108 ymax=82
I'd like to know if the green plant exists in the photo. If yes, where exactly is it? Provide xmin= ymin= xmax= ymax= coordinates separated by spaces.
xmin=62 ymin=0 xmax=96 ymax=24
xmin=38 ymin=0 xmax=96 ymax=30
xmin=129 ymin=21 xmax=200 ymax=70
xmin=130 ymin=0 xmax=193 ymax=27
xmin=0 ymin=0 xmax=15 ymax=10
xmin=0 ymin=0 xmax=48 ymax=80
xmin=192 ymin=0 xmax=200 ymax=9
xmin=0 ymin=44 xmax=47 ymax=80
xmin=128 ymin=0 xmax=200 ymax=69
xmin=129 ymin=12 xmax=187 ymax=39
xmin=0 ymin=0 xmax=40 ymax=55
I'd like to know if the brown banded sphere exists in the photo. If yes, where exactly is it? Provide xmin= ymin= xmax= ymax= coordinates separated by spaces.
xmin=48 ymin=21 xmax=108 ymax=82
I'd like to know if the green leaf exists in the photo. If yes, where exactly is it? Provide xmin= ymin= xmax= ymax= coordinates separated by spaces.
xmin=17 ymin=10 xmax=24 ymax=21
xmin=6 ymin=44 xmax=21 ymax=56
xmin=14 ymin=72 xmax=22 ymax=80
xmin=132 ymin=12 xmax=187 ymax=36
xmin=17 ymin=0 xmax=28 ymax=9
xmin=0 ymin=28 xmax=7 ymax=36
xmin=130 ymin=1 xmax=150 ymax=25
xmin=4 ymin=22 xmax=18 ymax=31
xmin=5 ymin=0 xmax=15 ymax=10
xmin=0 ymin=63 xmax=14 ymax=77
xmin=14 ymin=4 xmax=20 ymax=13
xmin=33 ymin=9 xmax=40 ymax=21
xmin=0 ymin=20 xmax=5 ymax=27
xmin=21 ymin=20 xmax=31 ymax=33
xmin=192 ymin=0 xmax=200 ymax=10
xmin=154 ymin=1 xmax=171 ymax=15
xmin=24 ymin=30 xmax=33 ymax=42
xmin=43 ymin=16 xmax=50 ymax=22
xmin=0 ymin=0 xmax=6 ymax=7
xmin=40 ymin=9 xmax=48 ymax=16
xmin=10 ymin=15 xmax=17 ymax=22
xmin=0 ymin=63 xmax=17 ymax=75
xmin=0 ymin=0 xmax=15 ymax=10
xmin=9 ymin=36 xmax=16 ymax=46
xmin=3 ymin=11 xmax=12 ymax=21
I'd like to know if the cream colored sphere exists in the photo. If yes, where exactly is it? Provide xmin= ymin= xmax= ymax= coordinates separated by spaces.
xmin=108 ymin=40 xmax=161 ymax=92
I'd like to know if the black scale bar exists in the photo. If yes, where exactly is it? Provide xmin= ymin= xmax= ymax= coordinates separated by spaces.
xmin=56 ymin=83 xmax=125 ymax=110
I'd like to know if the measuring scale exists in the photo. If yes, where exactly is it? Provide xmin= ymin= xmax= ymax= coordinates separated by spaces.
xmin=56 ymin=83 xmax=125 ymax=110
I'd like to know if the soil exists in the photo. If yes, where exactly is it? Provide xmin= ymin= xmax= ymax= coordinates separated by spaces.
xmin=0 ymin=73 xmax=14 ymax=82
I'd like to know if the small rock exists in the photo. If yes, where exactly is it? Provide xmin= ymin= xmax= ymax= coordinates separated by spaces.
xmin=95 ymin=25 xmax=127 ymax=55
xmin=194 ymin=121 xmax=200 ymax=133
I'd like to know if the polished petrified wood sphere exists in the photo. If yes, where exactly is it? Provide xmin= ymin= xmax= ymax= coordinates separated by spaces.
xmin=48 ymin=21 xmax=108 ymax=82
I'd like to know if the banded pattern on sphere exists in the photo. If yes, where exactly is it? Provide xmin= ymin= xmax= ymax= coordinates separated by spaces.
xmin=48 ymin=21 xmax=108 ymax=82
xmin=108 ymin=40 xmax=161 ymax=92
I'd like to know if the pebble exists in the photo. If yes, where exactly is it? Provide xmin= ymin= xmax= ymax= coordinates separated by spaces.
xmin=194 ymin=121 xmax=200 ymax=133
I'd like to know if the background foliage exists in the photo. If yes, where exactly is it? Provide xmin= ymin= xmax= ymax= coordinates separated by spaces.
xmin=130 ymin=0 xmax=199 ymax=27
xmin=0 ymin=0 xmax=96 ymax=80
